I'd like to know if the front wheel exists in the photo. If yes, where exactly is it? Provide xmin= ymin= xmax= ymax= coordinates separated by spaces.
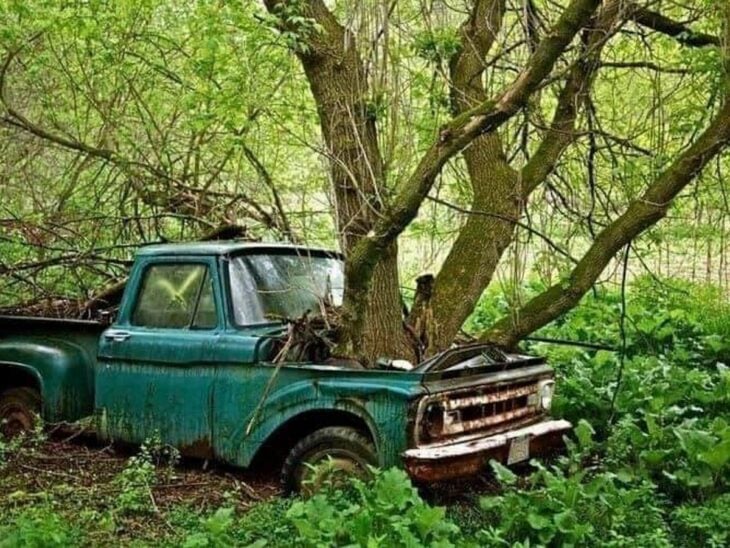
xmin=0 ymin=387 xmax=41 ymax=439
xmin=281 ymin=426 xmax=377 ymax=494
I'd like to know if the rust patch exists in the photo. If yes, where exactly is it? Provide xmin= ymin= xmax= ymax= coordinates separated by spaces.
xmin=179 ymin=437 xmax=214 ymax=460
xmin=416 ymin=381 xmax=547 ymax=444
xmin=442 ymin=406 xmax=536 ymax=436
xmin=443 ymin=383 xmax=536 ymax=410
xmin=403 ymin=419 xmax=571 ymax=483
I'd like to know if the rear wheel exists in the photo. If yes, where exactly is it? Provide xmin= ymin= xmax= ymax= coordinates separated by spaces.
xmin=0 ymin=387 xmax=41 ymax=439
xmin=281 ymin=426 xmax=377 ymax=494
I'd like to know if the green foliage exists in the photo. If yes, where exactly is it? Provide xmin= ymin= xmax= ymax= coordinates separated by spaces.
xmin=113 ymin=439 xmax=158 ymax=516
xmin=413 ymin=28 xmax=462 ymax=63
xmin=260 ymin=0 xmax=324 ymax=54
xmin=479 ymin=461 xmax=670 ymax=547
xmin=671 ymin=493 xmax=730 ymax=547
xmin=182 ymin=507 xmax=236 ymax=548
xmin=0 ymin=504 xmax=81 ymax=547
xmin=459 ymin=277 xmax=730 ymax=545
xmin=167 ymin=498 xmax=295 ymax=547
xmin=286 ymin=467 xmax=462 ymax=547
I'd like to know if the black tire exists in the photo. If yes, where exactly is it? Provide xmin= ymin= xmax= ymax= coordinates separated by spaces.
xmin=281 ymin=426 xmax=377 ymax=494
xmin=0 ymin=387 xmax=41 ymax=439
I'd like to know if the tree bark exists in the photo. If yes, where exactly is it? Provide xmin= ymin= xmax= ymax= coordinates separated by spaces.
xmin=264 ymin=0 xmax=414 ymax=363
xmin=408 ymin=0 xmax=519 ymax=355
xmin=628 ymin=4 xmax=720 ymax=48
xmin=413 ymin=0 xmax=621 ymax=354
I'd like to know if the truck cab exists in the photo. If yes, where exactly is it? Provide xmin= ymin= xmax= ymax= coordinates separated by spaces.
xmin=0 ymin=242 xmax=570 ymax=491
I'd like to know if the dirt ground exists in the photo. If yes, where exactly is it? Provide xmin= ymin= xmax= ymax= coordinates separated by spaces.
xmin=0 ymin=424 xmax=285 ymax=544
xmin=1 ymin=425 xmax=282 ymax=505
xmin=1 ymin=423 xmax=498 ymax=506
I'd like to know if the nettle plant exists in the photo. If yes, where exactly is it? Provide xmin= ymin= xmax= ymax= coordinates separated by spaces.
xmin=286 ymin=467 xmax=462 ymax=547
xmin=113 ymin=435 xmax=180 ymax=516
xmin=113 ymin=442 xmax=158 ymax=516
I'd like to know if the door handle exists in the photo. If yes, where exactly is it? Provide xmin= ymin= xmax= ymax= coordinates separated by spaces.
xmin=104 ymin=330 xmax=132 ymax=342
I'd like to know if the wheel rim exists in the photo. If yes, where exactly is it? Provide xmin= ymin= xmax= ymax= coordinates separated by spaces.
xmin=296 ymin=448 xmax=371 ymax=495
xmin=0 ymin=405 xmax=34 ymax=439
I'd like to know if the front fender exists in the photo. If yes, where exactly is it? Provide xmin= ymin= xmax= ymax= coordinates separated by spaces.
xmin=230 ymin=377 xmax=418 ymax=468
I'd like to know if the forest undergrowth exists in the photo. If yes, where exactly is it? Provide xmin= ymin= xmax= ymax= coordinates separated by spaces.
xmin=1 ymin=276 xmax=729 ymax=547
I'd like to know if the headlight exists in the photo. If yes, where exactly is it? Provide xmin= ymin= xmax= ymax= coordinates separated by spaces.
xmin=423 ymin=403 xmax=444 ymax=439
xmin=537 ymin=380 xmax=555 ymax=410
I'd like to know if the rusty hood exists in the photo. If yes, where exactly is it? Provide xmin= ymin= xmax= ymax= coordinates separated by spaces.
xmin=414 ymin=344 xmax=553 ymax=394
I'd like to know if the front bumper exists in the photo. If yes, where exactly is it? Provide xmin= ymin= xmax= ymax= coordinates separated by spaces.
xmin=402 ymin=419 xmax=572 ymax=482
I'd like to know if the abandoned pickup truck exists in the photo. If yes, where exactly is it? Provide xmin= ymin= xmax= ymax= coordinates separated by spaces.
xmin=0 ymin=242 xmax=570 ymax=490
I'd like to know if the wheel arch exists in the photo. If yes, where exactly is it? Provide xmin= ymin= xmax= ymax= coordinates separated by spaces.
xmin=248 ymin=405 xmax=379 ymax=471
xmin=0 ymin=339 xmax=94 ymax=422
xmin=0 ymin=361 xmax=44 ymax=397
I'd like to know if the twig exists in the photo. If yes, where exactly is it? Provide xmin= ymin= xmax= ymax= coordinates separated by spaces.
xmin=244 ymin=324 xmax=295 ymax=437
xmin=427 ymin=195 xmax=579 ymax=264
xmin=525 ymin=336 xmax=617 ymax=352
xmin=609 ymin=242 xmax=631 ymax=425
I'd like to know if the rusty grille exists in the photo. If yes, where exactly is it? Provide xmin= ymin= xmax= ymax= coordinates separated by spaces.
xmin=419 ymin=380 xmax=543 ymax=443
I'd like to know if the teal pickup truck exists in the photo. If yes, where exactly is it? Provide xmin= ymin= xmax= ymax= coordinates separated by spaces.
xmin=0 ymin=242 xmax=570 ymax=491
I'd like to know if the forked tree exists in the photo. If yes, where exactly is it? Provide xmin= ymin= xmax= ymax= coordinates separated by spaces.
xmin=263 ymin=0 xmax=730 ymax=364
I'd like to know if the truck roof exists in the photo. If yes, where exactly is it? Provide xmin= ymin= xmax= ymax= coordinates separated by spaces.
xmin=136 ymin=241 xmax=342 ymax=258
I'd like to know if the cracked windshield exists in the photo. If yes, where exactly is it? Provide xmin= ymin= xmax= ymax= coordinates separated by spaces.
xmin=229 ymin=253 xmax=344 ymax=325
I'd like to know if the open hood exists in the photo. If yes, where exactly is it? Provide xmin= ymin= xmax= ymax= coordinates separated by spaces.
xmin=415 ymin=343 xmax=546 ymax=381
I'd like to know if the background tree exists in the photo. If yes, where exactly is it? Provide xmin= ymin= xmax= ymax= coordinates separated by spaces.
xmin=1 ymin=0 xmax=728 ymax=365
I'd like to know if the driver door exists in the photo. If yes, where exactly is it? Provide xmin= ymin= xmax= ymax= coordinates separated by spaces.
xmin=96 ymin=256 xmax=222 ymax=457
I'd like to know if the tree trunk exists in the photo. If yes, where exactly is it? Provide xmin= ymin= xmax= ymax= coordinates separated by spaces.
xmin=424 ymin=135 xmax=519 ymax=353
xmin=407 ymin=0 xmax=518 ymax=355
xmin=265 ymin=0 xmax=414 ymax=363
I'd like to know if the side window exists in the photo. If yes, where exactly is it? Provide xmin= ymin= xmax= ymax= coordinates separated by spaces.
xmin=132 ymin=264 xmax=217 ymax=329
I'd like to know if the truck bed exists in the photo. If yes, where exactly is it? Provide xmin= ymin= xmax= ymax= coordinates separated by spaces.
xmin=0 ymin=315 xmax=106 ymax=353
xmin=0 ymin=315 xmax=106 ymax=337
xmin=0 ymin=315 xmax=104 ymax=423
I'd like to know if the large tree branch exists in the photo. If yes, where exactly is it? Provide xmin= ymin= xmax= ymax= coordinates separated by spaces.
xmin=522 ymin=0 xmax=624 ymax=194
xmin=410 ymin=0 xmax=517 ymax=355
xmin=449 ymin=0 xmax=508 ymax=113
xmin=628 ymin=4 xmax=720 ymax=48
xmin=345 ymin=0 xmax=601 ymax=313
xmin=481 ymin=98 xmax=730 ymax=348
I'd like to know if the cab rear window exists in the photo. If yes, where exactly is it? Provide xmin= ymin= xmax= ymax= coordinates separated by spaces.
xmin=132 ymin=264 xmax=216 ymax=329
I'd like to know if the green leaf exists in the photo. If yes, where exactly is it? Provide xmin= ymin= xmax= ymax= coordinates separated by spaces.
xmin=700 ymin=439 xmax=730 ymax=471
xmin=490 ymin=460 xmax=518 ymax=485
xmin=527 ymin=512 xmax=551 ymax=530
xmin=574 ymin=419 xmax=595 ymax=449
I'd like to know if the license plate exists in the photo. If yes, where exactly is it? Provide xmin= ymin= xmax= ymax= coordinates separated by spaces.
xmin=507 ymin=435 xmax=530 ymax=465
